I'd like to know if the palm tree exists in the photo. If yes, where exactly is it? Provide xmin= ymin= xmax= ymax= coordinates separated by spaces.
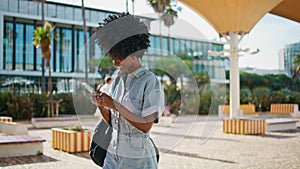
xmin=148 ymin=0 xmax=170 ymax=13
xmin=292 ymin=54 xmax=300 ymax=82
xmin=148 ymin=0 xmax=170 ymax=56
xmin=147 ymin=0 xmax=180 ymax=53
xmin=33 ymin=22 xmax=56 ymax=117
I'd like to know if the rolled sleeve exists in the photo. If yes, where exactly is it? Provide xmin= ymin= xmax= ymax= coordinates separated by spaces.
xmin=141 ymin=79 xmax=165 ymax=117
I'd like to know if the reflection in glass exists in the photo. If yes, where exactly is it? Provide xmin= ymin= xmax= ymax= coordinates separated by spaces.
xmin=16 ymin=23 xmax=24 ymax=70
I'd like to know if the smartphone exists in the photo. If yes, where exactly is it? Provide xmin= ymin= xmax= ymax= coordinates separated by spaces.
xmin=82 ymin=82 xmax=96 ymax=94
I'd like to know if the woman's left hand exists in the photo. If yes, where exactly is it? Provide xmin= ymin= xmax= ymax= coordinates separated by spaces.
xmin=99 ymin=92 xmax=119 ymax=110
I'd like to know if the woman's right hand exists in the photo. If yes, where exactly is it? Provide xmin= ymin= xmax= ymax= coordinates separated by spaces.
xmin=90 ymin=94 xmax=100 ymax=106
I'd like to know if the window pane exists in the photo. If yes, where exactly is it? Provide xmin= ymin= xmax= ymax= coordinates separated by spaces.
xmin=4 ymin=22 xmax=13 ymax=70
xmin=19 ymin=0 xmax=29 ymax=14
xmin=75 ymin=29 xmax=84 ymax=72
xmin=8 ymin=0 xmax=18 ymax=12
xmin=202 ymin=43 xmax=208 ymax=59
xmin=47 ymin=4 xmax=57 ymax=18
xmin=85 ymin=9 xmax=90 ymax=22
xmin=74 ymin=8 xmax=82 ymax=21
xmin=56 ymin=27 xmax=73 ymax=72
xmin=15 ymin=23 xmax=24 ymax=70
xmin=28 ymin=1 xmax=38 ymax=15
xmin=91 ymin=11 xmax=98 ymax=23
xmin=175 ymin=39 xmax=180 ymax=54
xmin=179 ymin=40 xmax=185 ymax=54
xmin=98 ymin=12 xmax=106 ymax=22
xmin=65 ymin=6 xmax=73 ymax=20
xmin=154 ymin=36 xmax=160 ymax=55
xmin=162 ymin=37 xmax=168 ymax=55
xmin=55 ymin=28 xmax=62 ymax=72
xmin=0 ymin=0 xmax=9 ymax=11
xmin=57 ymin=6 xmax=65 ymax=19
xmin=25 ymin=24 xmax=34 ymax=71
xmin=63 ymin=29 xmax=72 ymax=72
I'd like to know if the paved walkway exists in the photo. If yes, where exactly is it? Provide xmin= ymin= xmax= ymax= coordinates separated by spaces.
xmin=1 ymin=115 xmax=300 ymax=169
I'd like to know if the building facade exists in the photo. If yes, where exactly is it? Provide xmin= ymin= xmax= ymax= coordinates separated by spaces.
xmin=0 ymin=0 xmax=224 ymax=93
xmin=281 ymin=41 xmax=300 ymax=76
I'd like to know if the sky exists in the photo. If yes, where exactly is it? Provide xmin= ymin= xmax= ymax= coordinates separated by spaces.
xmin=49 ymin=0 xmax=300 ymax=70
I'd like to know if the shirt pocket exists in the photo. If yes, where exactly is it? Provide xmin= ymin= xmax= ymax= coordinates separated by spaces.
xmin=129 ymin=137 xmax=145 ymax=150
xmin=123 ymin=98 xmax=143 ymax=115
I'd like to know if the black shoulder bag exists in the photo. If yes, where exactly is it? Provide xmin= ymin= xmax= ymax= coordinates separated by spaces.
xmin=89 ymin=120 xmax=159 ymax=166
xmin=89 ymin=77 xmax=121 ymax=167
xmin=89 ymin=119 xmax=112 ymax=167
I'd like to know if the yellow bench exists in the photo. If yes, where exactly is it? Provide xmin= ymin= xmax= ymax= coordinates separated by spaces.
xmin=218 ymin=104 xmax=257 ymax=118
xmin=223 ymin=119 xmax=266 ymax=135
xmin=269 ymin=104 xmax=300 ymax=117
xmin=0 ymin=116 xmax=12 ymax=122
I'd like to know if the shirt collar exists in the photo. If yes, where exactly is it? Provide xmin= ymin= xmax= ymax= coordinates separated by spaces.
xmin=117 ymin=65 xmax=148 ymax=79
xmin=129 ymin=65 xmax=148 ymax=78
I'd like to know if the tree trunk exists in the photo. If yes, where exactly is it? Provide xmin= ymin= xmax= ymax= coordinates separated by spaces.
xmin=49 ymin=66 xmax=54 ymax=117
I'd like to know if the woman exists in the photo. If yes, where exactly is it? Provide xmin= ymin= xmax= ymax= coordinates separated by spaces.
xmin=91 ymin=13 xmax=164 ymax=169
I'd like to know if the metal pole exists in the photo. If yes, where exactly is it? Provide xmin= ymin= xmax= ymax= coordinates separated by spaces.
xmin=126 ymin=0 xmax=128 ymax=13
xmin=159 ymin=14 xmax=162 ymax=56
xmin=227 ymin=32 xmax=244 ymax=119
xmin=132 ymin=0 xmax=134 ymax=15
xmin=81 ymin=0 xmax=88 ymax=83
xmin=41 ymin=0 xmax=46 ymax=92
xmin=168 ymin=26 xmax=170 ymax=53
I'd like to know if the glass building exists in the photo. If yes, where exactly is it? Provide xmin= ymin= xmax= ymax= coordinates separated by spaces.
xmin=282 ymin=42 xmax=300 ymax=76
xmin=0 ymin=0 xmax=224 ymax=93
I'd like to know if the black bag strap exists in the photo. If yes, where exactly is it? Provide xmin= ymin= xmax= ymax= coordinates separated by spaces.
xmin=149 ymin=137 xmax=159 ymax=163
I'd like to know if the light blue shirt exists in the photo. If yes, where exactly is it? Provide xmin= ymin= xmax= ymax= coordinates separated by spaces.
xmin=110 ymin=65 xmax=164 ymax=118
xmin=104 ymin=65 xmax=164 ymax=168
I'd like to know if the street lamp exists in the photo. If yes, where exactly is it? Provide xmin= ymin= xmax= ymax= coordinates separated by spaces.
xmin=208 ymin=48 xmax=260 ymax=57
xmin=208 ymin=46 xmax=260 ymax=119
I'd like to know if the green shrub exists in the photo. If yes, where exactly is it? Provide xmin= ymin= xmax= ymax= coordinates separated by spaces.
xmin=164 ymin=84 xmax=181 ymax=115
xmin=0 ymin=91 xmax=13 ymax=116
xmin=62 ymin=125 xmax=85 ymax=131
xmin=198 ymin=90 xmax=211 ymax=114
xmin=240 ymin=88 xmax=252 ymax=104
xmin=6 ymin=94 xmax=33 ymax=120
xmin=0 ymin=92 xmax=88 ymax=120
xmin=54 ymin=93 xmax=75 ymax=115
xmin=29 ymin=92 xmax=48 ymax=117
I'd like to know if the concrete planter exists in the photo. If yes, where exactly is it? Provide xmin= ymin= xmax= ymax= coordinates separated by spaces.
xmin=32 ymin=117 xmax=80 ymax=128
xmin=223 ymin=119 xmax=266 ymax=135
xmin=52 ymin=128 xmax=92 ymax=153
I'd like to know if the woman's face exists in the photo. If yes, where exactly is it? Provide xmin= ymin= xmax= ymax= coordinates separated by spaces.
xmin=113 ymin=56 xmax=134 ymax=73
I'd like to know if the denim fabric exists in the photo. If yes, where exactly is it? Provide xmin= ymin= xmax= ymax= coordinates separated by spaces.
xmin=103 ymin=150 xmax=157 ymax=169
xmin=103 ymin=66 xmax=164 ymax=169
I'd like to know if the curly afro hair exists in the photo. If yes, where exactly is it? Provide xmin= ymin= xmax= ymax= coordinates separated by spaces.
xmin=95 ymin=13 xmax=150 ymax=61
